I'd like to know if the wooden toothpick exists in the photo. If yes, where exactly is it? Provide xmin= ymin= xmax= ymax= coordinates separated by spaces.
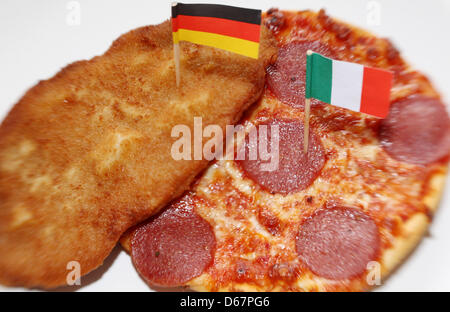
xmin=172 ymin=2 xmax=180 ymax=87
xmin=173 ymin=42 xmax=180 ymax=87
xmin=304 ymin=50 xmax=313 ymax=154
xmin=304 ymin=98 xmax=311 ymax=154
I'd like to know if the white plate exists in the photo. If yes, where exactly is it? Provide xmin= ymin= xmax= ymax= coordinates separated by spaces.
xmin=0 ymin=0 xmax=449 ymax=292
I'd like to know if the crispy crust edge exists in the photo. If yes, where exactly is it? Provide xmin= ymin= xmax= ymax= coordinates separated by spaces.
xmin=379 ymin=165 xmax=448 ymax=285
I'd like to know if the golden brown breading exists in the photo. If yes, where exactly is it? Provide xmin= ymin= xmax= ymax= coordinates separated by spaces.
xmin=0 ymin=20 xmax=277 ymax=288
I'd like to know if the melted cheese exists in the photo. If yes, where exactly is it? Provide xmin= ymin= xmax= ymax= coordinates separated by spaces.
xmin=182 ymin=10 xmax=448 ymax=292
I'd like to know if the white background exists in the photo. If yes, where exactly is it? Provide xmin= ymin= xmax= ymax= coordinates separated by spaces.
xmin=0 ymin=0 xmax=449 ymax=292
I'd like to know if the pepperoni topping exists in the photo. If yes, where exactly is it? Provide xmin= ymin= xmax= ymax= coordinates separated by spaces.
xmin=296 ymin=206 xmax=380 ymax=280
xmin=131 ymin=195 xmax=216 ymax=287
xmin=379 ymin=96 xmax=450 ymax=165
xmin=236 ymin=118 xmax=325 ymax=195
xmin=267 ymin=41 xmax=335 ymax=108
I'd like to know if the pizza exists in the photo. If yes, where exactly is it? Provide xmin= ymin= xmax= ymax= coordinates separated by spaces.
xmin=121 ymin=9 xmax=450 ymax=292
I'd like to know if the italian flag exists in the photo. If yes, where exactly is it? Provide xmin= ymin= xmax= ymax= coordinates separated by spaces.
xmin=306 ymin=51 xmax=393 ymax=118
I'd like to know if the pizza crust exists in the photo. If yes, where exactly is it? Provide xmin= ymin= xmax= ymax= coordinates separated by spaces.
xmin=380 ymin=165 xmax=447 ymax=283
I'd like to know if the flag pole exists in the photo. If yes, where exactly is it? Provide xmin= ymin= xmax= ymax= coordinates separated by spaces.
xmin=304 ymin=98 xmax=310 ymax=154
xmin=172 ymin=2 xmax=180 ymax=87
xmin=304 ymin=50 xmax=313 ymax=154
xmin=174 ymin=42 xmax=180 ymax=87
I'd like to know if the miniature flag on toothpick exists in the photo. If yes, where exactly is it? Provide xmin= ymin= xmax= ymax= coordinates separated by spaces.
xmin=306 ymin=51 xmax=393 ymax=117
xmin=171 ymin=2 xmax=262 ymax=86
xmin=303 ymin=50 xmax=393 ymax=152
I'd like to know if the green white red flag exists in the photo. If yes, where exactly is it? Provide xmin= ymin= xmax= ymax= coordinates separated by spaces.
xmin=305 ymin=51 xmax=393 ymax=118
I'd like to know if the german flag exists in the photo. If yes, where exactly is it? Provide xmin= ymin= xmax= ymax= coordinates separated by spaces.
xmin=171 ymin=3 xmax=262 ymax=59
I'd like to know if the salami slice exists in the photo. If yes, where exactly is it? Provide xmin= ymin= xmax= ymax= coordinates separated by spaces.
xmin=296 ymin=206 xmax=380 ymax=280
xmin=379 ymin=96 xmax=450 ymax=165
xmin=267 ymin=41 xmax=335 ymax=108
xmin=236 ymin=118 xmax=325 ymax=195
xmin=131 ymin=194 xmax=216 ymax=287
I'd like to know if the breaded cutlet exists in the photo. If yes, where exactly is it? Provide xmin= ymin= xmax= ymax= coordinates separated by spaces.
xmin=0 ymin=20 xmax=277 ymax=288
